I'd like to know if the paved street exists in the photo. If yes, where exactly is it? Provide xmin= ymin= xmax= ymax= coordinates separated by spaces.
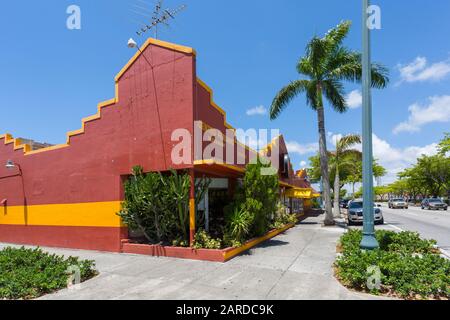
xmin=345 ymin=203 xmax=450 ymax=256
xmin=1 ymin=213 xmax=383 ymax=300
xmin=380 ymin=204 xmax=450 ymax=255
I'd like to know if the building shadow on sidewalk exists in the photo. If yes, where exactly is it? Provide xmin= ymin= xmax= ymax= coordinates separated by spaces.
xmin=297 ymin=209 xmax=324 ymax=225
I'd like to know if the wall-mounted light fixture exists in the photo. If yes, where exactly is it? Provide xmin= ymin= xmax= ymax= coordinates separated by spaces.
xmin=5 ymin=160 xmax=15 ymax=169
xmin=5 ymin=160 xmax=22 ymax=175
xmin=127 ymin=38 xmax=138 ymax=49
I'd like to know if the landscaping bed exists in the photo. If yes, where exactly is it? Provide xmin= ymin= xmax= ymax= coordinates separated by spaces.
xmin=335 ymin=229 xmax=450 ymax=300
xmin=121 ymin=223 xmax=295 ymax=262
xmin=118 ymin=160 xmax=299 ymax=262
xmin=0 ymin=246 xmax=97 ymax=300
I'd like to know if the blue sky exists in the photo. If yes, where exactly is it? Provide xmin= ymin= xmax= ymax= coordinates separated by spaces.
xmin=1 ymin=0 xmax=449 ymax=184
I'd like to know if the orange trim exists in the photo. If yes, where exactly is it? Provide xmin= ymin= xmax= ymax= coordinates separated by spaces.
xmin=0 ymin=201 xmax=123 ymax=227
xmin=223 ymin=223 xmax=295 ymax=261
xmin=260 ymin=134 xmax=282 ymax=155
xmin=196 ymin=79 xmax=265 ymax=157
xmin=194 ymin=121 xmax=258 ymax=160
xmin=121 ymin=223 xmax=295 ymax=262
xmin=194 ymin=159 xmax=246 ymax=173
xmin=1 ymin=98 xmax=117 ymax=156
xmin=116 ymin=38 xmax=195 ymax=82
xmin=2 ymin=38 xmax=195 ymax=157
xmin=197 ymin=78 xmax=235 ymax=130
xmin=280 ymin=181 xmax=296 ymax=189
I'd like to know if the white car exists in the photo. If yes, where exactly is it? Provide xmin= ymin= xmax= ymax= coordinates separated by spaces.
xmin=347 ymin=200 xmax=384 ymax=226
xmin=388 ymin=198 xmax=408 ymax=209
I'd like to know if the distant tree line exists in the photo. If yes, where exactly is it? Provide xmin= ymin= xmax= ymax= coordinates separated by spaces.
xmin=354 ymin=133 xmax=450 ymax=202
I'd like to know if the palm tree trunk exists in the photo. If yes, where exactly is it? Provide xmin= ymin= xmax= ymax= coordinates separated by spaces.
xmin=316 ymin=104 xmax=334 ymax=225
xmin=334 ymin=165 xmax=341 ymax=218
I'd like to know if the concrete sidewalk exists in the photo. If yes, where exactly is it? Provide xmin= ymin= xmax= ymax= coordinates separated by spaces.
xmin=0 ymin=214 xmax=382 ymax=300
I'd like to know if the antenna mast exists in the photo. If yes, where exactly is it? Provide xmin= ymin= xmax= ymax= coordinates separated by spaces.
xmin=136 ymin=1 xmax=186 ymax=39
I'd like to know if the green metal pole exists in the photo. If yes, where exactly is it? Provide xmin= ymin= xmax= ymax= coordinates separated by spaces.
xmin=360 ymin=0 xmax=379 ymax=250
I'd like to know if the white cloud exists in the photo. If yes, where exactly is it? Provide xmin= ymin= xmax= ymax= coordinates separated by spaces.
xmin=393 ymin=95 xmax=450 ymax=134
xmin=329 ymin=133 xmax=344 ymax=147
xmin=246 ymin=105 xmax=267 ymax=116
xmin=286 ymin=141 xmax=319 ymax=156
xmin=353 ymin=134 xmax=439 ymax=184
xmin=346 ymin=90 xmax=362 ymax=109
xmin=398 ymin=56 xmax=450 ymax=84
xmin=288 ymin=131 xmax=439 ymax=185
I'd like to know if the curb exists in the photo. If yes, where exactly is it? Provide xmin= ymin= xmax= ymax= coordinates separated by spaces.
xmin=439 ymin=248 xmax=450 ymax=260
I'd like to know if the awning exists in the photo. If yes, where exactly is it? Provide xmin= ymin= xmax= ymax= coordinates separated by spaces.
xmin=285 ymin=188 xmax=321 ymax=199
xmin=285 ymin=188 xmax=313 ymax=199
xmin=194 ymin=160 xmax=245 ymax=178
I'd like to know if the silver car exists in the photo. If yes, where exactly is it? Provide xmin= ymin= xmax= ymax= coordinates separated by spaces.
xmin=388 ymin=198 xmax=408 ymax=209
xmin=347 ymin=200 xmax=384 ymax=226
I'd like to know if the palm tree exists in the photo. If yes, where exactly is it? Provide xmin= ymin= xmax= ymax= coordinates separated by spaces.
xmin=329 ymin=134 xmax=362 ymax=217
xmin=269 ymin=21 xmax=389 ymax=225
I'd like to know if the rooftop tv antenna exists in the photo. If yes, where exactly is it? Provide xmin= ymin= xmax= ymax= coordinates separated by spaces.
xmin=135 ymin=0 xmax=186 ymax=39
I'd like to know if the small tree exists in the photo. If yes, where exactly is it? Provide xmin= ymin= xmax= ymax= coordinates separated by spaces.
xmin=242 ymin=159 xmax=280 ymax=236
xmin=329 ymin=134 xmax=362 ymax=217
xmin=225 ymin=158 xmax=280 ymax=241
xmin=270 ymin=21 xmax=389 ymax=225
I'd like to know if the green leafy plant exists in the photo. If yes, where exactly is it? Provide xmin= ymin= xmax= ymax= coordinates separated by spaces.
xmin=194 ymin=176 xmax=212 ymax=230
xmin=242 ymin=159 xmax=280 ymax=236
xmin=335 ymin=230 xmax=450 ymax=299
xmin=118 ymin=167 xmax=211 ymax=246
xmin=160 ymin=169 xmax=191 ymax=242
xmin=225 ymin=205 xmax=254 ymax=244
xmin=0 ymin=247 xmax=97 ymax=300
xmin=193 ymin=229 xmax=222 ymax=250
xmin=172 ymin=238 xmax=189 ymax=248
xmin=223 ymin=159 xmax=280 ymax=246
xmin=270 ymin=202 xmax=298 ymax=229
xmin=118 ymin=166 xmax=168 ymax=243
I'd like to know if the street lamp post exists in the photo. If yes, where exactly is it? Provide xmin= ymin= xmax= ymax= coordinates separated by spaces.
xmin=360 ymin=0 xmax=379 ymax=250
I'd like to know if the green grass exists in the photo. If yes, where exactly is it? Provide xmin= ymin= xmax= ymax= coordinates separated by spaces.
xmin=335 ymin=230 xmax=450 ymax=300
xmin=0 ymin=247 xmax=97 ymax=300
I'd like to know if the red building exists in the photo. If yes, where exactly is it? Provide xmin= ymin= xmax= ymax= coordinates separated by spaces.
xmin=0 ymin=38 xmax=318 ymax=253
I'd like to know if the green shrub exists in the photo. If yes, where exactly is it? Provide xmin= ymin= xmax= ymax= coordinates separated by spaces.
xmin=193 ymin=230 xmax=222 ymax=250
xmin=172 ymin=238 xmax=189 ymax=248
xmin=224 ymin=205 xmax=254 ymax=244
xmin=335 ymin=230 xmax=450 ymax=299
xmin=223 ymin=236 xmax=243 ymax=249
xmin=270 ymin=202 xmax=297 ymax=229
xmin=0 ymin=247 xmax=97 ymax=300
xmin=242 ymin=159 xmax=279 ymax=236
xmin=340 ymin=229 xmax=438 ymax=254
xmin=224 ymin=158 xmax=280 ymax=245
xmin=118 ymin=166 xmax=210 ymax=245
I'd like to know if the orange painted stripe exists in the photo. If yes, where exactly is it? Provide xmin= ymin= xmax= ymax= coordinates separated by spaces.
xmin=223 ymin=223 xmax=295 ymax=261
xmin=0 ymin=201 xmax=123 ymax=227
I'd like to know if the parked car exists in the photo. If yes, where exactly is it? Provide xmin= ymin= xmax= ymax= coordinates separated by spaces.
xmin=347 ymin=200 xmax=384 ymax=226
xmin=388 ymin=198 xmax=408 ymax=209
xmin=339 ymin=199 xmax=350 ymax=209
xmin=421 ymin=198 xmax=448 ymax=211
